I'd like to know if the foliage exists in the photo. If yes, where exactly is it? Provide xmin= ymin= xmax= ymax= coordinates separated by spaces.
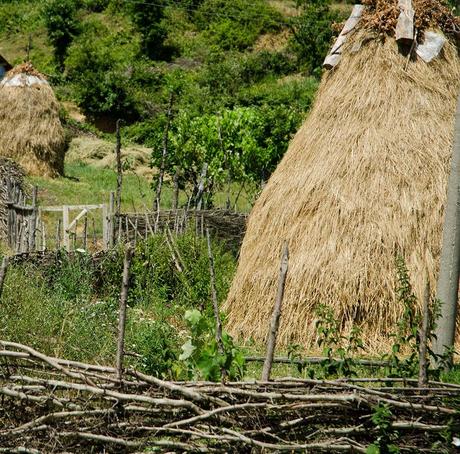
xmin=195 ymin=0 xmax=283 ymax=51
xmin=312 ymin=304 xmax=365 ymax=378
xmin=64 ymin=16 xmax=145 ymax=120
xmin=43 ymin=0 xmax=81 ymax=68
xmin=178 ymin=308 xmax=245 ymax=381
xmin=366 ymin=403 xmax=400 ymax=454
xmin=382 ymin=256 xmax=421 ymax=378
xmin=289 ymin=0 xmax=341 ymax=75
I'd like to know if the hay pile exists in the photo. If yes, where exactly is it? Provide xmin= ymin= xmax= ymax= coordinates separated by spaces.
xmin=0 ymin=63 xmax=66 ymax=177
xmin=0 ymin=158 xmax=26 ymax=239
xmin=225 ymin=0 xmax=460 ymax=352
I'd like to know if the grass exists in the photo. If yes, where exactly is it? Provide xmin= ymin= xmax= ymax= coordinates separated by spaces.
xmin=28 ymin=159 xmax=256 ymax=213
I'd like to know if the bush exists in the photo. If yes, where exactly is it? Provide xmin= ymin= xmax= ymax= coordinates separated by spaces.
xmin=43 ymin=0 xmax=81 ymax=68
xmin=289 ymin=0 xmax=341 ymax=75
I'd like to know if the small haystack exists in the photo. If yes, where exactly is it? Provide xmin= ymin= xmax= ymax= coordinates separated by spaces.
xmin=225 ymin=0 xmax=460 ymax=352
xmin=0 ymin=63 xmax=66 ymax=177
xmin=0 ymin=158 xmax=26 ymax=239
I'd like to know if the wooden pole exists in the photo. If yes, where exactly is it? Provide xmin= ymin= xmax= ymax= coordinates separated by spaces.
xmin=172 ymin=168 xmax=179 ymax=210
xmin=109 ymin=191 xmax=115 ymax=248
xmin=206 ymin=229 xmax=224 ymax=360
xmin=116 ymin=246 xmax=133 ymax=383
xmin=262 ymin=242 xmax=289 ymax=382
xmin=115 ymin=119 xmax=122 ymax=218
xmin=418 ymin=279 xmax=430 ymax=388
xmin=196 ymin=163 xmax=208 ymax=211
xmin=154 ymin=92 xmax=174 ymax=213
xmin=63 ymin=205 xmax=70 ymax=252
xmin=83 ymin=214 xmax=88 ymax=251
xmin=0 ymin=256 xmax=9 ymax=300
xmin=434 ymin=93 xmax=460 ymax=363
xmin=56 ymin=219 xmax=61 ymax=249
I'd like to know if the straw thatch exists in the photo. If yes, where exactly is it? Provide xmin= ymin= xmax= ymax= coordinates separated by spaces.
xmin=225 ymin=7 xmax=460 ymax=352
xmin=0 ymin=63 xmax=66 ymax=177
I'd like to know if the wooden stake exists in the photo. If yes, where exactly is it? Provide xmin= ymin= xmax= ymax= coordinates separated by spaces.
xmin=116 ymin=246 xmax=133 ymax=383
xmin=0 ymin=256 xmax=9 ymax=300
xmin=262 ymin=242 xmax=289 ymax=382
xmin=83 ymin=215 xmax=88 ymax=251
xmin=206 ymin=229 xmax=224 ymax=365
xmin=115 ymin=119 xmax=122 ymax=218
xmin=154 ymin=93 xmax=174 ymax=213
xmin=419 ymin=279 xmax=430 ymax=388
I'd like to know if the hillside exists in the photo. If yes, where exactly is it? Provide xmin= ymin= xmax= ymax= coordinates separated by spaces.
xmin=0 ymin=0 xmax=344 ymax=208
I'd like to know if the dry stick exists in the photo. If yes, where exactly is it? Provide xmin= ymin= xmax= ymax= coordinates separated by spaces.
xmin=206 ymin=228 xmax=225 ymax=378
xmin=115 ymin=119 xmax=123 ymax=218
xmin=0 ymin=256 xmax=9 ymax=299
xmin=262 ymin=242 xmax=289 ymax=382
xmin=418 ymin=279 xmax=430 ymax=388
xmin=41 ymin=221 xmax=46 ymax=252
xmin=172 ymin=169 xmax=179 ymax=210
xmin=116 ymin=246 xmax=133 ymax=383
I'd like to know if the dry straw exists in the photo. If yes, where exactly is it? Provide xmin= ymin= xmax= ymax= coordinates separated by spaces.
xmin=225 ymin=25 xmax=460 ymax=353
xmin=0 ymin=63 xmax=66 ymax=177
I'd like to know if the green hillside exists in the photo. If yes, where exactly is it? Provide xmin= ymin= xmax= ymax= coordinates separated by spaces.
xmin=0 ymin=0 xmax=347 ymax=207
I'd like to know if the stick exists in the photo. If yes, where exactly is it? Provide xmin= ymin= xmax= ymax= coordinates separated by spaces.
xmin=206 ymin=229 xmax=224 ymax=367
xmin=418 ymin=279 xmax=430 ymax=388
xmin=115 ymin=119 xmax=122 ymax=218
xmin=0 ymin=256 xmax=9 ymax=299
xmin=116 ymin=246 xmax=133 ymax=383
xmin=262 ymin=242 xmax=289 ymax=382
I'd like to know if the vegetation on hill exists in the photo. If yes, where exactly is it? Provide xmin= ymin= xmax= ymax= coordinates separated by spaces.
xmin=0 ymin=0 xmax=347 ymax=204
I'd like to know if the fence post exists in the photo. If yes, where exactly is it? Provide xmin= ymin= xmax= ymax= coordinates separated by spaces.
xmin=102 ymin=204 xmax=109 ymax=250
xmin=116 ymin=246 xmax=133 ymax=383
xmin=109 ymin=191 xmax=115 ymax=248
xmin=63 ymin=205 xmax=70 ymax=252
xmin=262 ymin=242 xmax=289 ymax=382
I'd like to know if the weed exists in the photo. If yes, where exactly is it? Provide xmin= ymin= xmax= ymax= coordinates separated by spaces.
xmin=178 ymin=308 xmax=245 ymax=381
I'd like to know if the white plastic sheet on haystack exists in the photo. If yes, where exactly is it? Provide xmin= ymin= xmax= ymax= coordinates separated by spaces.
xmin=416 ymin=31 xmax=446 ymax=63
xmin=1 ymin=74 xmax=48 ymax=87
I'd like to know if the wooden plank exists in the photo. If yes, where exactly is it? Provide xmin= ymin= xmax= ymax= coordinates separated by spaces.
xmin=40 ymin=204 xmax=105 ymax=213
xmin=67 ymin=208 xmax=88 ymax=232
xmin=395 ymin=0 xmax=414 ymax=44
xmin=323 ymin=4 xmax=364 ymax=69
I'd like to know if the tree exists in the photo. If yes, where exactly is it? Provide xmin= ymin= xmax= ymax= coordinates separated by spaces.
xmin=289 ymin=0 xmax=340 ymax=75
xmin=43 ymin=0 xmax=81 ymax=69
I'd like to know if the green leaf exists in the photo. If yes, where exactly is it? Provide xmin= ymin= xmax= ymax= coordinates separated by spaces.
xmin=179 ymin=339 xmax=195 ymax=361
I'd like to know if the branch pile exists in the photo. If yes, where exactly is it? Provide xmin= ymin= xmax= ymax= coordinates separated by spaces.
xmin=119 ymin=209 xmax=247 ymax=247
xmin=0 ymin=158 xmax=26 ymax=240
xmin=1 ymin=341 xmax=459 ymax=452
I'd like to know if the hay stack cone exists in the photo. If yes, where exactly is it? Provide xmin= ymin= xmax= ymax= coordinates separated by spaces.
xmin=0 ymin=63 xmax=66 ymax=177
xmin=224 ymin=0 xmax=460 ymax=352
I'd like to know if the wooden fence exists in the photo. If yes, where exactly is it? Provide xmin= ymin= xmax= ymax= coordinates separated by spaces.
xmin=4 ymin=191 xmax=247 ymax=254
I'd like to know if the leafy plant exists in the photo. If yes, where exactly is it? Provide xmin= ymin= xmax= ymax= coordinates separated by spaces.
xmin=366 ymin=403 xmax=400 ymax=454
xmin=178 ymin=308 xmax=245 ymax=381
xmin=43 ymin=0 xmax=81 ymax=68
xmin=314 ymin=304 xmax=365 ymax=378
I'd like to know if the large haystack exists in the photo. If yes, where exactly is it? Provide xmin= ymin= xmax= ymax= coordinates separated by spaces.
xmin=0 ymin=63 xmax=65 ymax=177
xmin=225 ymin=0 xmax=460 ymax=352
